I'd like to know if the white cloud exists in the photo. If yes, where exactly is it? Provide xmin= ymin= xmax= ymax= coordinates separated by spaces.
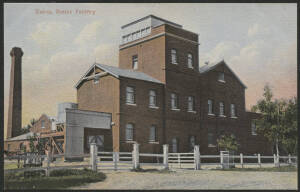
xmin=93 ymin=43 xmax=118 ymax=66
xmin=248 ymin=23 xmax=270 ymax=37
xmin=74 ymin=21 xmax=102 ymax=45
xmin=199 ymin=41 xmax=240 ymax=65
xmin=30 ymin=21 xmax=71 ymax=50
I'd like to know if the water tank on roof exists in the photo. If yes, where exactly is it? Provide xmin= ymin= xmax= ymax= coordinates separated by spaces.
xmin=57 ymin=102 xmax=78 ymax=123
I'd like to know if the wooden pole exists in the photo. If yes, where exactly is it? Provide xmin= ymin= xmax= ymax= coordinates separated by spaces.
xmin=258 ymin=154 xmax=261 ymax=168
xmin=90 ymin=143 xmax=97 ymax=171
xmin=194 ymin=145 xmax=200 ymax=170
xmin=240 ymin=153 xmax=243 ymax=168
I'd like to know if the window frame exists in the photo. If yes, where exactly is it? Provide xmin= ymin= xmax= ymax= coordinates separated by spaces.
xmin=208 ymin=133 xmax=216 ymax=147
xmin=219 ymin=101 xmax=225 ymax=117
xmin=126 ymin=86 xmax=136 ymax=105
xmin=208 ymin=99 xmax=214 ymax=115
xmin=218 ymin=72 xmax=225 ymax=82
xmin=187 ymin=53 xmax=193 ymax=69
xmin=149 ymin=125 xmax=156 ymax=142
xmin=125 ymin=123 xmax=134 ymax=141
xmin=171 ymin=93 xmax=179 ymax=110
xmin=41 ymin=120 xmax=45 ymax=129
xmin=149 ymin=90 xmax=157 ymax=108
xmin=230 ymin=103 xmax=237 ymax=118
xmin=187 ymin=96 xmax=195 ymax=112
xmin=251 ymin=120 xmax=257 ymax=135
xmin=132 ymin=55 xmax=138 ymax=70
xmin=171 ymin=138 xmax=178 ymax=153
xmin=171 ymin=49 xmax=178 ymax=64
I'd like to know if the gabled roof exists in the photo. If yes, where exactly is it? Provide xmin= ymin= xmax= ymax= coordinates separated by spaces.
xmin=199 ymin=60 xmax=247 ymax=88
xmin=5 ymin=132 xmax=34 ymax=141
xmin=75 ymin=63 xmax=163 ymax=88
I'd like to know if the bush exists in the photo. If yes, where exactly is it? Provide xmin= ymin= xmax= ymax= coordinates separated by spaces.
xmin=4 ymin=168 xmax=106 ymax=189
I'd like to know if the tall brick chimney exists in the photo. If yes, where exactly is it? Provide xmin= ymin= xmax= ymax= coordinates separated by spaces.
xmin=6 ymin=47 xmax=23 ymax=139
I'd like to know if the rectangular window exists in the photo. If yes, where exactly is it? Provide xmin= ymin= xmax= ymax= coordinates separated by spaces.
xmin=188 ymin=53 xmax=193 ymax=68
xmin=132 ymin=55 xmax=138 ymax=69
xmin=126 ymin=123 xmax=134 ymax=141
xmin=171 ymin=49 xmax=177 ymax=64
xmin=188 ymin=96 xmax=195 ymax=112
xmin=251 ymin=121 xmax=257 ymax=135
xmin=149 ymin=90 xmax=157 ymax=107
xmin=218 ymin=72 xmax=225 ymax=82
xmin=126 ymin=86 xmax=135 ymax=104
xmin=231 ymin=104 xmax=236 ymax=117
xmin=7 ymin=144 xmax=10 ymax=151
xmin=149 ymin=125 xmax=156 ymax=142
xmin=189 ymin=136 xmax=195 ymax=151
xmin=171 ymin=93 xmax=178 ymax=109
xmin=172 ymin=138 xmax=178 ymax=153
xmin=208 ymin=133 xmax=215 ymax=147
xmin=219 ymin=102 xmax=224 ymax=116
xmin=41 ymin=120 xmax=45 ymax=128
xmin=208 ymin=99 xmax=213 ymax=114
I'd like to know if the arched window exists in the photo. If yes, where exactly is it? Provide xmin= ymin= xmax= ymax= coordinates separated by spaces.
xmin=171 ymin=49 xmax=177 ymax=64
xmin=187 ymin=53 xmax=193 ymax=68
xmin=126 ymin=123 xmax=134 ymax=141
xmin=171 ymin=138 xmax=178 ymax=153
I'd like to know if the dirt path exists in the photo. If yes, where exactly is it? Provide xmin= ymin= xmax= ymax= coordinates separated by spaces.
xmin=71 ymin=169 xmax=297 ymax=190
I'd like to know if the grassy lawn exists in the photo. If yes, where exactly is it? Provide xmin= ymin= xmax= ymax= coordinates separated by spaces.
xmin=4 ymin=168 xmax=106 ymax=190
xmin=216 ymin=165 xmax=297 ymax=172
xmin=4 ymin=162 xmax=22 ymax=169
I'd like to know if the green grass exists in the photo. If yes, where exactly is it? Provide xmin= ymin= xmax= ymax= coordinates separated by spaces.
xmin=4 ymin=162 xmax=22 ymax=169
xmin=4 ymin=168 xmax=106 ymax=190
xmin=131 ymin=167 xmax=174 ymax=173
xmin=216 ymin=165 xmax=297 ymax=172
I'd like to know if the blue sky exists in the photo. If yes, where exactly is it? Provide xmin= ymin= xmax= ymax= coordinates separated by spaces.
xmin=4 ymin=3 xmax=297 ymax=134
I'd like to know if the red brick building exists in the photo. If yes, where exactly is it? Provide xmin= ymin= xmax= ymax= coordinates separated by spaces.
xmin=75 ymin=15 xmax=272 ymax=155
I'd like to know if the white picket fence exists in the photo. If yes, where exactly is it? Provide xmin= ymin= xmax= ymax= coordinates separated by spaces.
xmin=5 ymin=143 xmax=297 ymax=175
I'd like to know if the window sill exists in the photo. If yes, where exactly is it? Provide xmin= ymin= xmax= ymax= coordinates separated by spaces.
xmin=219 ymin=115 xmax=226 ymax=118
xmin=208 ymin=113 xmax=215 ymax=116
xmin=251 ymin=133 xmax=257 ymax=136
xmin=230 ymin=116 xmax=238 ymax=119
xmin=188 ymin=110 xmax=197 ymax=113
xmin=171 ymin=108 xmax=180 ymax=111
xmin=218 ymin=80 xmax=226 ymax=83
xmin=126 ymin=103 xmax=137 ymax=106
xmin=149 ymin=106 xmax=159 ymax=109
xmin=171 ymin=62 xmax=178 ymax=65
xmin=208 ymin=144 xmax=216 ymax=148
xmin=149 ymin=141 xmax=159 ymax=144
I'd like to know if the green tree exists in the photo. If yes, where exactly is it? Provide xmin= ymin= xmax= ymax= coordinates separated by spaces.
xmin=251 ymin=85 xmax=297 ymax=156
xmin=217 ymin=134 xmax=239 ymax=152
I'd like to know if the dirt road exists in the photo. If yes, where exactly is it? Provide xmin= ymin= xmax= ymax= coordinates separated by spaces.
xmin=72 ymin=169 xmax=297 ymax=190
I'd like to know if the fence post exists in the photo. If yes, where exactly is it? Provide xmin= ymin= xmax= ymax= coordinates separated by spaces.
xmin=132 ymin=143 xmax=140 ymax=169
xmin=194 ymin=145 xmax=200 ymax=170
xmin=277 ymin=154 xmax=280 ymax=167
xmin=220 ymin=151 xmax=224 ymax=168
xmin=178 ymin=154 xmax=181 ymax=168
xmin=46 ymin=152 xmax=51 ymax=176
xmin=240 ymin=153 xmax=243 ymax=168
xmin=163 ymin=144 xmax=169 ymax=170
xmin=90 ymin=143 xmax=98 ymax=171
xmin=273 ymin=154 xmax=278 ymax=167
xmin=288 ymin=154 xmax=292 ymax=164
xmin=113 ymin=152 xmax=118 ymax=171
xmin=258 ymin=154 xmax=261 ymax=168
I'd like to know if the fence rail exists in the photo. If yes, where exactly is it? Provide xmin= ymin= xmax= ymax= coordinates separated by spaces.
xmin=5 ymin=143 xmax=297 ymax=175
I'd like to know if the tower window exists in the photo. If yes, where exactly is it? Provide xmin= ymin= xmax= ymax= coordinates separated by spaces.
xmin=171 ymin=138 xmax=178 ymax=153
xmin=41 ymin=120 xmax=45 ymax=129
xmin=188 ymin=53 xmax=193 ymax=68
xmin=171 ymin=49 xmax=177 ymax=64
xmin=132 ymin=55 xmax=138 ymax=70
xmin=251 ymin=121 xmax=257 ymax=135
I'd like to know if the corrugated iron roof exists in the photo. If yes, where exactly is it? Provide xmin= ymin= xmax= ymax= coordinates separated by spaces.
xmin=75 ymin=63 xmax=163 ymax=88
xmin=5 ymin=132 xmax=34 ymax=141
